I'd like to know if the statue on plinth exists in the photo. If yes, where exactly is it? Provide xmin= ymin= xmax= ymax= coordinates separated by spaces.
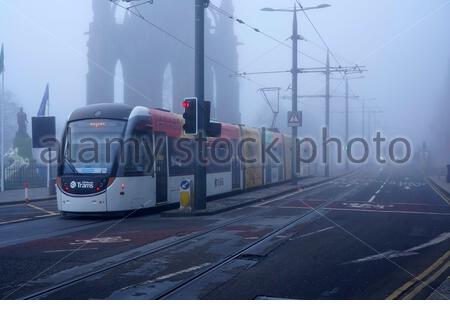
xmin=14 ymin=108 xmax=32 ymax=160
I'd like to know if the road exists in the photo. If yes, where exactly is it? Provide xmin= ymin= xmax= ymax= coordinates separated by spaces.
xmin=0 ymin=163 xmax=448 ymax=300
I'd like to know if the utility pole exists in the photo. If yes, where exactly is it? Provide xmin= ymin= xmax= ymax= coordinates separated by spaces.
xmin=362 ymin=100 xmax=366 ymax=140
xmin=345 ymin=77 xmax=349 ymax=171
xmin=261 ymin=4 xmax=331 ymax=182
xmin=194 ymin=0 xmax=208 ymax=210
xmin=291 ymin=6 xmax=299 ymax=184
xmin=0 ymin=44 xmax=4 ymax=193
xmin=325 ymin=50 xmax=331 ymax=177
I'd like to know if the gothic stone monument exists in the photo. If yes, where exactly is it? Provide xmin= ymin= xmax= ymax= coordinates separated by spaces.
xmin=87 ymin=0 xmax=241 ymax=124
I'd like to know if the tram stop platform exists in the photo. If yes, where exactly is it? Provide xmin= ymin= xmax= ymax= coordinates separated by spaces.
xmin=163 ymin=174 xmax=347 ymax=217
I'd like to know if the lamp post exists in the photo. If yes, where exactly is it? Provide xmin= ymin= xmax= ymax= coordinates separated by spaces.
xmin=261 ymin=3 xmax=330 ymax=183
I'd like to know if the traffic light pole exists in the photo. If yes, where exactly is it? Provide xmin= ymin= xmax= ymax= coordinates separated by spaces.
xmin=325 ymin=50 xmax=330 ymax=177
xmin=345 ymin=77 xmax=349 ymax=171
xmin=291 ymin=7 xmax=299 ymax=184
xmin=194 ymin=0 xmax=207 ymax=210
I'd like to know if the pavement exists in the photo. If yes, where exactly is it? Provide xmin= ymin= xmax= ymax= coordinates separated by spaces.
xmin=429 ymin=176 xmax=450 ymax=204
xmin=0 ymin=163 xmax=448 ymax=300
xmin=164 ymin=175 xmax=346 ymax=217
xmin=0 ymin=187 xmax=55 ymax=205
xmin=0 ymin=175 xmax=341 ymax=226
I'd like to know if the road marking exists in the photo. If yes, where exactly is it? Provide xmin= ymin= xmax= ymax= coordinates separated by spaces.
xmin=319 ymin=207 xmax=450 ymax=216
xmin=253 ymin=204 xmax=450 ymax=216
xmin=295 ymin=226 xmax=335 ymax=239
xmin=368 ymin=195 xmax=376 ymax=203
xmin=0 ymin=203 xmax=27 ymax=209
xmin=407 ymin=233 xmax=450 ymax=252
xmin=387 ymin=250 xmax=450 ymax=300
xmin=345 ymin=250 xmax=418 ymax=264
xmin=403 ymin=261 xmax=449 ymax=299
xmin=147 ymin=263 xmax=211 ymax=283
xmin=255 ymin=296 xmax=294 ymax=300
xmin=119 ymin=263 xmax=212 ymax=292
xmin=70 ymin=236 xmax=131 ymax=245
xmin=0 ymin=218 xmax=30 ymax=225
xmin=346 ymin=233 xmax=450 ymax=265
xmin=342 ymin=202 xmax=393 ymax=210
xmin=44 ymin=248 xmax=99 ymax=254
xmin=27 ymin=203 xmax=58 ymax=216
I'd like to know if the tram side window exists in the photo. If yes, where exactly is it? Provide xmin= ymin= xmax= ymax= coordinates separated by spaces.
xmin=124 ymin=133 xmax=154 ymax=176
xmin=207 ymin=145 xmax=232 ymax=174
xmin=168 ymin=138 xmax=194 ymax=176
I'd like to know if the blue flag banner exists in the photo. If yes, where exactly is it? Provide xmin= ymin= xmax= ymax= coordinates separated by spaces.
xmin=37 ymin=83 xmax=49 ymax=116
xmin=0 ymin=44 xmax=4 ymax=75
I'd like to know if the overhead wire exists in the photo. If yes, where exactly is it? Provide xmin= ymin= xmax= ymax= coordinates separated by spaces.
xmin=109 ymin=0 xmax=268 ymax=88
xmin=208 ymin=2 xmax=326 ymax=67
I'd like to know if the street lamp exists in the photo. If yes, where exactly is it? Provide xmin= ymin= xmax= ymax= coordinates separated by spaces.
xmin=261 ymin=3 xmax=330 ymax=183
xmin=261 ymin=4 xmax=330 ymax=12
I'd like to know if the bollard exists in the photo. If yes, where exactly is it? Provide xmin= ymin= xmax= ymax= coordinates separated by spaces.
xmin=447 ymin=165 xmax=450 ymax=183
xmin=24 ymin=182 xmax=29 ymax=203
xmin=179 ymin=179 xmax=193 ymax=213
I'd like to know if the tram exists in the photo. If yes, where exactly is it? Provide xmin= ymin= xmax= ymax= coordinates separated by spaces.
xmin=56 ymin=103 xmax=314 ymax=215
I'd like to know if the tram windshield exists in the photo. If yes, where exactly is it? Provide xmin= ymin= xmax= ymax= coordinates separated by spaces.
xmin=62 ymin=119 xmax=127 ymax=175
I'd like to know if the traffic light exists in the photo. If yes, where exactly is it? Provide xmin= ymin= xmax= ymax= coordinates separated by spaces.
xmin=203 ymin=101 xmax=222 ymax=137
xmin=182 ymin=98 xmax=222 ymax=137
xmin=182 ymin=97 xmax=198 ymax=135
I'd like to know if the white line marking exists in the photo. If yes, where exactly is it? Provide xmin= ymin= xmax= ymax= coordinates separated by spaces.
xmin=345 ymin=250 xmax=418 ymax=264
xmin=407 ymin=233 xmax=450 ymax=252
xmin=296 ymin=226 xmax=335 ymax=239
xmin=149 ymin=263 xmax=211 ymax=282
xmin=254 ymin=206 xmax=450 ymax=217
xmin=70 ymin=236 xmax=131 ymax=245
xmin=369 ymin=195 xmax=376 ymax=203
xmin=34 ymin=212 xmax=60 ymax=218
xmin=44 ymin=248 xmax=99 ymax=254
xmin=255 ymin=296 xmax=295 ymax=300
xmin=344 ymin=233 xmax=450 ymax=264
xmin=0 ymin=218 xmax=30 ymax=225
xmin=27 ymin=203 xmax=58 ymax=215
xmin=119 ymin=263 xmax=212 ymax=292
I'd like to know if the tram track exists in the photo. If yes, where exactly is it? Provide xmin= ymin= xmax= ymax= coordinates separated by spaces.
xmin=16 ymin=173 xmax=360 ymax=300
xmin=155 ymin=186 xmax=357 ymax=299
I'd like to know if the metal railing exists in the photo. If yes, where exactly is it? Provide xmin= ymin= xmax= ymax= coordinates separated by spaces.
xmin=3 ymin=163 xmax=56 ymax=190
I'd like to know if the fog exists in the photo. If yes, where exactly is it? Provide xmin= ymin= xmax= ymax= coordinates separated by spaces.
xmin=0 ymin=0 xmax=449 ymax=166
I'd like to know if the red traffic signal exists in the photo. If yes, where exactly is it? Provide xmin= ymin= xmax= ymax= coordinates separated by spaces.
xmin=182 ymin=98 xmax=198 ymax=135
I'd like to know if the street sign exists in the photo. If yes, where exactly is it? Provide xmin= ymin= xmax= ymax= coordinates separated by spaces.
xmin=180 ymin=179 xmax=191 ymax=191
xmin=32 ymin=116 xmax=56 ymax=148
xmin=288 ymin=111 xmax=302 ymax=127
